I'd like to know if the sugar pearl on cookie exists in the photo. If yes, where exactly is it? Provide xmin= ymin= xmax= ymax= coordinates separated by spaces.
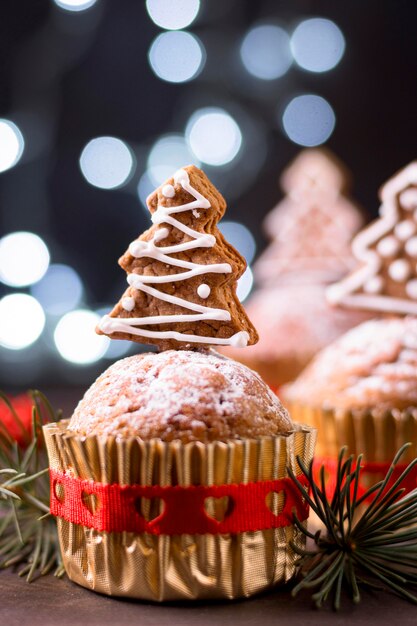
xmin=364 ymin=276 xmax=384 ymax=294
xmin=388 ymin=259 xmax=411 ymax=282
xmin=400 ymin=188 xmax=417 ymax=210
xmin=405 ymin=236 xmax=417 ymax=257
xmin=122 ymin=296 xmax=135 ymax=312
xmin=406 ymin=279 xmax=417 ymax=300
xmin=162 ymin=184 xmax=175 ymax=198
xmin=395 ymin=220 xmax=416 ymax=241
xmin=377 ymin=236 xmax=400 ymax=257
xmin=197 ymin=284 xmax=211 ymax=299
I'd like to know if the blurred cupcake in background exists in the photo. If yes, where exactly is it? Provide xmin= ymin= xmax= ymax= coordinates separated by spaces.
xmin=223 ymin=148 xmax=371 ymax=388
xmin=284 ymin=317 xmax=417 ymax=464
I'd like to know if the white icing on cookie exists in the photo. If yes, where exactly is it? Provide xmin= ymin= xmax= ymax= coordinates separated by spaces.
xmin=154 ymin=227 xmax=169 ymax=243
xmin=162 ymin=184 xmax=175 ymax=198
xmin=197 ymin=284 xmax=210 ymax=299
xmin=99 ymin=169 xmax=248 ymax=347
xmin=122 ymin=296 xmax=135 ymax=312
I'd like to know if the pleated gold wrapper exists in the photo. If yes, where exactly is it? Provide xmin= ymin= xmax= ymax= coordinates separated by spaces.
xmin=43 ymin=420 xmax=316 ymax=601
xmin=284 ymin=400 xmax=417 ymax=463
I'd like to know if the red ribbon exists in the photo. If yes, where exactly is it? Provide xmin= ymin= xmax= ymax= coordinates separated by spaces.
xmin=313 ymin=457 xmax=417 ymax=502
xmin=50 ymin=468 xmax=309 ymax=535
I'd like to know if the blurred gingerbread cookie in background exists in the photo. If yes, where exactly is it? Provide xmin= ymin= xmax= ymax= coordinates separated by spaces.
xmin=222 ymin=148 xmax=372 ymax=388
xmin=327 ymin=160 xmax=417 ymax=313
xmin=257 ymin=148 xmax=363 ymax=285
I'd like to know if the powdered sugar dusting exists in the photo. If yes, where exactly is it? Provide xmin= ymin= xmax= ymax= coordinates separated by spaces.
xmin=286 ymin=317 xmax=417 ymax=410
xmin=69 ymin=350 xmax=293 ymax=441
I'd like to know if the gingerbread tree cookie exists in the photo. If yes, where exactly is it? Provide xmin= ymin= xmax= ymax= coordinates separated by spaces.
xmin=255 ymin=148 xmax=364 ymax=286
xmin=97 ymin=165 xmax=258 ymax=350
xmin=327 ymin=162 xmax=417 ymax=315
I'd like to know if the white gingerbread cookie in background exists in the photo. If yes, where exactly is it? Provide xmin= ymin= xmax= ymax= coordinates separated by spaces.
xmin=97 ymin=164 xmax=258 ymax=350
xmin=221 ymin=148 xmax=371 ymax=388
xmin=327 ymin=161 xmax=417 ymax=314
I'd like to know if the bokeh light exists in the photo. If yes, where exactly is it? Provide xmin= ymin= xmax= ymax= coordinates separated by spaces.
xmin=79 ymin=137 xmax=134 ymax=189
xmin=218 ymin=221 xmax=256 ymax=264
xmin=0 ymin=231 xmax=50 ymax=287
xmin=146 ymin=0 xmax=200 ymax=30
xmin=137 ymin=171 xmax=155 ymax=208
xmin=281 ymin=95 xmax=336 ymax=146
xmin=104 ymin=340 xmax=132 ymax=360
xmin=148 ymin=31 xmax=205 ymax=83
xmin=236 ymin=267 xmax=253 ymax=303
xmin=0 ymin=119 xmax=24 ymax=173
xmin=53 ymin=0 xmax=97 ymax=11
xmin=186 ymin=108 xmax=242 ymax=166
xmin=147 ymin=134 xmax=200 ymax=187
xmin=0 ymin=294 xmax=45 ymax=350
xmin=240 ymin=24 xmax=292 ymax=80
xmin=31 ymin=264 xmax=83 ymax=316
xmin=291 ymin=18 xmax=345 ymax=73
xmin=54 ymin=310 xmax=109 ymax=364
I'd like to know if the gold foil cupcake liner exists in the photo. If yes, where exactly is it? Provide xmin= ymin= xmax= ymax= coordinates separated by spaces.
xmin=43 ymin=420 xmax=316 ymax=601
xmin=284 ymin=401 xmax=417 ymax=463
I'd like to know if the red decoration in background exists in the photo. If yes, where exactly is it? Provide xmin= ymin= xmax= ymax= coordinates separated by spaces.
xmin=269 ymin=385 xmax=281 ymax=396
xmin=50 ymin=469 xmax=309 ymax=535
xmin=314 ymin=457 xmax=417 ymax=502
xmin=0 ymin=393 xmax=33 ymax=446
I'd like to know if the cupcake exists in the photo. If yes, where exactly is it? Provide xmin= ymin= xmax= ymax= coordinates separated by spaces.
xmin=44 ymin=165 xmax=316 ymax=601
xmin=222 ymin=149 xmax=369 ymax=387
xmin=283 ymin=317 xmax=417 ymax=464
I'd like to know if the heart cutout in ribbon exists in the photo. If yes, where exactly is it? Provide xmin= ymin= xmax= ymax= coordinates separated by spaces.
xmin=265 ymin=490 xmax=286 ymax=516
xmin=204 ymin=496 xmax=234 ymax=522
xmin=81 ymin=491 xmax=100 ymax=515
xmin=54 ymin=481 xmax=65 ymax=504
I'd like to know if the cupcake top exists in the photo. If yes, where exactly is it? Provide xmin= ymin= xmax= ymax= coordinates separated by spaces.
xmin=68 ymin=350 xmax=293 ymax=442
xmin=284 ymin=317 xmax=417 ymax=411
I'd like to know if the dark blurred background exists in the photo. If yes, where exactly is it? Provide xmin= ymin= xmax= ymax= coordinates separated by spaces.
xmin=1 ymin=0 xmax=417 ymax=398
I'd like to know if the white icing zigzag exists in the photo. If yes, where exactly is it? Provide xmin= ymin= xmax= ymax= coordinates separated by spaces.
xmin=99 ymin=168 xmax=249 ymax=348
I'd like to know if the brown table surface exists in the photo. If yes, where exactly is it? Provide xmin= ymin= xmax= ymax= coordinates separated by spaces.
xmin=2 ymin=569 xmax=417 ymax=626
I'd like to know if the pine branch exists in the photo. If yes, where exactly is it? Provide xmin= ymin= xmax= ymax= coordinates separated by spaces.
xmin=0 ymin=391 xmax=64 ymax=581
xmin=289 ymin=444 xmax=417 ymax=610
